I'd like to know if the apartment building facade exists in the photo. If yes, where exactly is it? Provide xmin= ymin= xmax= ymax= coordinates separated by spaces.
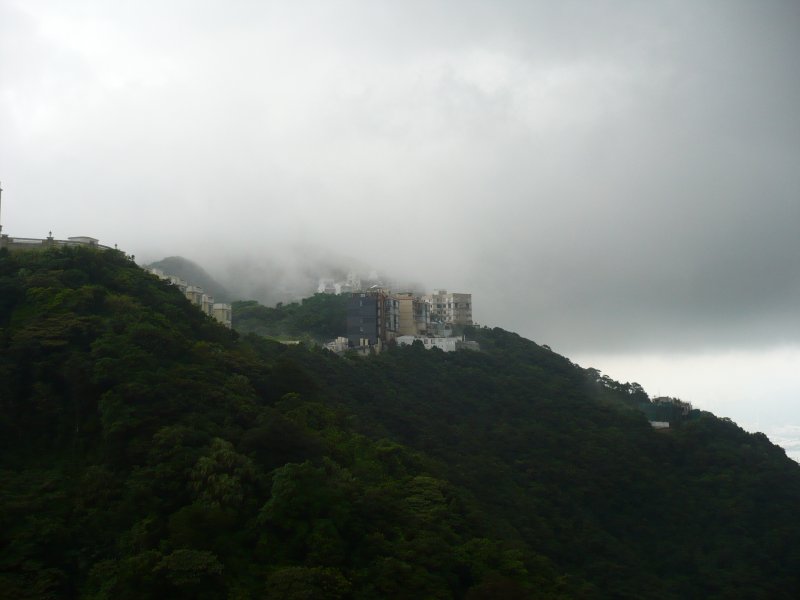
xmin=424 ymin=290 xmax=473 ymax=326
xmin=395 ymin=292 xmax=431 ymax=336
xmin=346 ymin=289 xmax=401 ymax=347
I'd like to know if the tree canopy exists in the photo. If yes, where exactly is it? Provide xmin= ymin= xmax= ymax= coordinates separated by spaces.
xmin=1 ymin=246 xmax=799 ymax=599
xmin=232 ymin=294 xmax=348 ymax=342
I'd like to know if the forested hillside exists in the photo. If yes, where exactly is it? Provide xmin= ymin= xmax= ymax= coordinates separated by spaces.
xmin=2 ymin=247 xmax=799 ymax=599
xmin=232 ymin=295 xmax=348 ymax=342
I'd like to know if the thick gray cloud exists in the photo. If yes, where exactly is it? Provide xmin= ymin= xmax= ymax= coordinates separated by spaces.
xmin=2 ymin=0 xmax=799 ymax=353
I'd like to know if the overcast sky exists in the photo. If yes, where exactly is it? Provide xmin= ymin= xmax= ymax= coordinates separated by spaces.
xmin=2 ymin=1 xmax=799 ymax=457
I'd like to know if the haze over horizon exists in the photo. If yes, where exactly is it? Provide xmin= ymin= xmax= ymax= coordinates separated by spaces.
xmin=2 ymin=1 xmax=799 ymax=458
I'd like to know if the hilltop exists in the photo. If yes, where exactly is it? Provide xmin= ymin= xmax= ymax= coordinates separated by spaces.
xmin=1 ymin=246 xmax=799 ymax=599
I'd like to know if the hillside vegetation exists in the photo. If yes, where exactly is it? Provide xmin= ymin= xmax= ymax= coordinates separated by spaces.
xmin=232 ymin=295 xmax=348 ymax=342
xmin=1 ymin=247 xmax=799 ymax=599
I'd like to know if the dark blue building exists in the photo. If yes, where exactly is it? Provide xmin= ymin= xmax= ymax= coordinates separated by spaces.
xmin=347 ymin=293 xmax=380 ymax=347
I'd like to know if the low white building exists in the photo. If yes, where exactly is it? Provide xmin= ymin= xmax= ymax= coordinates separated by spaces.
xmin=67 ymin=236 xmax=100 ymax=245
xmin=325 ymin=337 xmax=350 ymax=353
xmin=396 ymin=335 xmax=478 ymax=352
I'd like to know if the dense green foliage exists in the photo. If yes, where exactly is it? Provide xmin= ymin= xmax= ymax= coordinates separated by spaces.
xmin=2 ymin=247 xmax=800 ymax=599
xmin=232 ymin=295 xmax=348 ymax=342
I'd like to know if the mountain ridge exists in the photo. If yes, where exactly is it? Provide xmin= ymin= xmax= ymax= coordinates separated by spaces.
xmin=1 ymin=246 xmax=798 ymax=598
xmin=146 ymin=255 xmax=232 ymax=302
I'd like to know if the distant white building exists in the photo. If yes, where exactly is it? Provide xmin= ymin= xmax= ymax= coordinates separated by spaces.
xmin=67 ymin=236 xmax=100 ymax=245
xmin=317 ymin=278 xmax=337 ymax=294
xmin=423 ymin=290 xmax=473 ymax=326
xmin=396 ymin=335 xmax=479 ymax=352
xmin=317 ymin=271 xmax=363 ymax=295
xmin=345 ymin=271 xmax=361 ymax=292
xmin=144 ymin=266 xmax=232 ymax=328
xmin=325 ymin=336 xmax=350 ymax=353
xmin=213 ymin=303 xmax=232 ymax=328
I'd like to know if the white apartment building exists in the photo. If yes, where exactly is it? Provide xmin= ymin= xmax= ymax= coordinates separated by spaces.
xmin=396 ymin=335 xmax=480 ymax=352
xmin=423 ymin=290 xmax=473 ymax=326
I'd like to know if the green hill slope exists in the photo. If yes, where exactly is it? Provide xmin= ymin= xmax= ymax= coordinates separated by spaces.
xmin=1 ymin=247 xmax=799 ymax=599
xmin=232 ymin=295 xmax=348 ymax=342
xmin=146 ymin=255 xmax=231 ymax=302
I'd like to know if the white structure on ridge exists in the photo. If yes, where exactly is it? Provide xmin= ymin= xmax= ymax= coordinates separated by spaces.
xmin=144 ymin=266 xmax=232 ymax=328
xmin=396 ymin=335 xmax=480 ymax=352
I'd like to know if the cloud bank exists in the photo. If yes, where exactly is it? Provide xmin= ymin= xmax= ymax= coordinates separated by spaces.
xmin=2 ymin=0 xmax=799 ymax=352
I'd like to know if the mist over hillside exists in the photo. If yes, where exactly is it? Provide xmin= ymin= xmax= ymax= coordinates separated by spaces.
xmin=2 ymin=246 xmax=800 ymax=598
xmin=146 ymin=256 xmax=232 ymax=302
xmin=4 ymin=0 xmax=800 ymax=477
xmin=148 ymin=249 xmax=425 ymax=308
